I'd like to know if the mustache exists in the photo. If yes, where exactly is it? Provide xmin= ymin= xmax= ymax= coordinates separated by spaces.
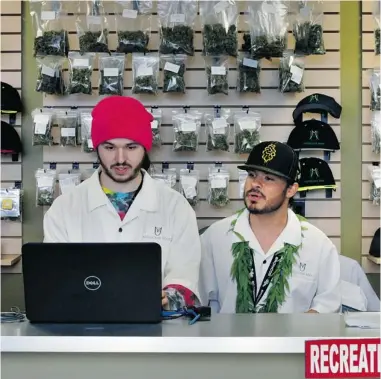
xmin=246 ymin=189 xmax=265 ymax=198
xmin=111 ymin=163 xmax=132 ymax=169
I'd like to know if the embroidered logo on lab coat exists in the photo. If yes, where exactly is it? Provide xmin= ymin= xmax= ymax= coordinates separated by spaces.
xmin=154 ymin=227 xmax=162 ymax=236
xmin=299 ymin=262 xmax=306 ymax=272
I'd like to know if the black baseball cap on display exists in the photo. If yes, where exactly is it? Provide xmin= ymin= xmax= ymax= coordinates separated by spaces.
xmin=237 ymin=141 xmax=299 ymax=182
xmin=292 ymin=93 xmax=342 ymax=124
xmin=1 ymin=82 xmax=22 ymax=114
xmin=298 ymin=157 xmax=336 ymax=192
xmin=369 ymin=228 xmax=380 ymax=258
xmin=1 ymin=121 xmax=22 ymax=161
xmin=287 ymin=119 xmax=340 ymax=152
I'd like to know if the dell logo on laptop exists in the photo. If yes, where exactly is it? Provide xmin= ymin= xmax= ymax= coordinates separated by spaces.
xmin=84 ymin=276 xmax=101 ymax=291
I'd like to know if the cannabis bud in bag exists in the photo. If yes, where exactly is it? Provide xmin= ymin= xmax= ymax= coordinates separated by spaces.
xmin=368 ymin=165 xmax=381 ymax=206
xmin=205 ymin=109 xmax=231 ymax=152
xmin=148 ymin=108 xmax=162 ymax=147
xmin=200 ymin=1 xmax=238 ymax=57
xmin=208 ymin=165 xmax=230 ymax=208
xmin=98 ymin=53 xmax=125 ymax=96
xmin=80 ymin=112 xmax=94 ymax=153
xmin=35 ymin=56 xmax=65 ymax=95
xmin=369 ymin=69 xmax=381 ymax=111
xmin=157 ymin=0 xmax=197 ymax=55
xmin=180 ymin=168 xmax=199 ymax=207
xmin=374 ymin=1 xmax=380 ymax=55
xmin=0 ymin=188 xmax=21 ymax=221
xmin=234 ymin=111 xmax=262 ymax=154
xmin=161 ymin=55 xmax=187 ymax=94
xmin=31 ymin=108 xmax=53 ymax=147
xmin=132 ymin=54 xmax=159 ymax=95
xmin=205 ymin=56 xmax=229 ymax=95
xmin=237 ymin=54 xmax=261 ymax=93
xmin=151 ymin=167 xmax=177 ymax=191
xmin=279 ymin=52 xmax=305 ymax=93
xmin=55 ymin=110 xmax=78 ymax=147
xmin=58 ymin=172 xmax=82 ymax=194
xmin=35 ymin=168 xmax=56 ymax=206
xmin=371 ymin=111 xmax=381 ymax=154
xmin=172 ymin=110 xmax=202 ymax=152
xmin=67 ymin=52 xmax=95 ymax=95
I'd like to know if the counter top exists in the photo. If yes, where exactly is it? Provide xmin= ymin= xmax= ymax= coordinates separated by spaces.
xmin=2 ymin=314 xmax=379 ymax=354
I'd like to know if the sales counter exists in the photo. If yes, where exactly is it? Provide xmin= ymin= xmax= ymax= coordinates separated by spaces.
xmin=1 ymin=314 xmax=379 ymax=379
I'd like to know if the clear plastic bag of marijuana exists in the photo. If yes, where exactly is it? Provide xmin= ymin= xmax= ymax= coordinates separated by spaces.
xmin=292 ymin=1 xmax=325 ymax=56
xmin=67 ymin=52 xmax=95 ymax=95
xmin=148 ymin=107 xmax=162 ymax=147
xmin=172 ymin=110 xmax=202 ymax=152
xmin=55 ymin=110 xmax=78 ymax=147
xmin=208 ymin=165 xmax=230 ymax=208
xmin=200 ymin=0 xmax=238 ymax=57
xmin=157 ymin=0 xmax=197 ymax=55
xmin=237 ymin=53 xmax=261 ymax=93
xmin=58 ymin=172 xmax=82 ymax=195
xmin=234 ymin=111 xmax=262 ymax=154
xmin=35 ymin=168 xmax=56 ymax=206
xmin=368 ymin=165 xmax=381 ymax=206
xmin=247 ymin=0 xmax=289 ymax=59
xmin=205 ymin=108 xmax=231 ymax=152
xmin=151 ymin=167 xmax=177 ymax=191
xmin=132 ymin=53 xmax=159 ymax=95
xmin=35 ymin=55 xmax=65 ymax=95
xmin=98 ymin=53 xmax=125 ymax=96
xmin=80 ymin=112 xmax=94 ymax=153
xmin=279 ymin=51 xmax=305 ymax=93
xmin=238 ymin=169 xmax=248 ymax=198
xmin=31 ymin=108 xmax=54 ymax=147
xmin=205 ymin=56 xmax=229 ymax=95
xmin=114 ymin=0 xmax=152 ymax=54
xmin=161 ymin=54 xmax=187 ymax=94
xmin=30 ymin=0 xmax=69 ymax=57
xmin=179 ymin=168 xmax=199 ymax=207
xmin=371 ymin=111 xmax=381 ymax=154
xmin=0 ymin=188 xmax=21 ymax=221
xmin=374 ymin=1 xmax=380 ymax=55
xmin=369 ymin=69 xmax=380 ymax=111
xmin=76 ymin=0 xmax=110 ymax=54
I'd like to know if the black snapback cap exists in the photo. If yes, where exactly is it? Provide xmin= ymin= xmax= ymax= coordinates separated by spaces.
xmin=1 ymin=121 xmax=22 ymax=161
xmin=1 ymin=82 xmax=22 ymax=114
xmin=237 ymin=141 xmax=299 ymax=182
xmin=298 ymin=157 xmax=336 ymax=191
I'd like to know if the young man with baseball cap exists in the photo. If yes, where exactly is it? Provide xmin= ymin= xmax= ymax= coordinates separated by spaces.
xmin=199 ymin=141 xmax=341 ymax=314
xmin=43 ymin=96 xmax=201 ymax=310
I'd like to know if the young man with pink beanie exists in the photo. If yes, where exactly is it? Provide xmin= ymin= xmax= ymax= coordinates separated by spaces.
xmin=43 ymin=96 xmax=201 ymax=310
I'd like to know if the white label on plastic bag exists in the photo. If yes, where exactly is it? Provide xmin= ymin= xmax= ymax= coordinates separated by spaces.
xmin=181 ymin=176 xmax=197 ymax=198
xmin=41 ymin=11 xmax=56 ymax=20
xmin=122 ymin=9 xmax=138 ymax=18
xmin=34 ymin=114 xmax=50 ymax=125
xmin=87 ymin=16 xmax=101 ymax=25
xmin=290 ymin=65 xmax=303 ymax=84
xmin=104 ymin=68 xmax=119 ymax=77
xmin=212 ymin=118 xmax=227 ymax=134
xmin=87 ymin=139 xmax=94 ymax=149
xmin=239 ymin=120 xmax=257 ymax=130
xmin=211 ymin=66 xmax=226 ymax=75
xmin=243 ymin=58 xmax=258 ymax=68
xmin=181 ymin=122 xmax=197 ymax=132
xmin=151 ymin=120 xmax=158 ymax=129
xmin=35 ymin=123 xmax=47 ymax=135
xmin=61 ymin=128 xmax=76 ymax=137
xmin=137 ymin=66 xmax=153 ymax=77
xmin=214 ymin=1 xmax=229 ymax=13
xmin=211 ymin=178 xmax=226 ymax=189
xmin=38 ymin=177 xmax=53 ymax=188
xmin=374 ymin=178 xmax=381 ymax=189
xmin=41 ymin=65 xmax=55 ymax=77
xmin=73 ymin=59 xmax=89 ymax=67
xmin=262 ymin=2 xmax=276 ymax=13
xmin=164 ymin=62 xmax=180 ymax=74
xmin=170 ymin=14 xmax=185 ymax=23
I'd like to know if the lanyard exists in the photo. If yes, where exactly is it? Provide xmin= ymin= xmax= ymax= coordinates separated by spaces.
xmin=251 ymin=251 xmax=283 ymax=307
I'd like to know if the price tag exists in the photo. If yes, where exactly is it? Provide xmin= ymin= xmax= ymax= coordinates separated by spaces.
xmin=104 ymin=68 xmax=119 ymax=76
xmin=37 ymin=177 xmax=54 ymax=188
xmin=290 ymin=65 xmax=303 ymax=84
xmin=137 ymin=66 xmax=153 ymax=77
xmin=41 ymin=65 xmax=55 ymax=77
xmin=239 ymin=119 xmax=257 ymax=130
xmin=374 ymin=178 xmax=381 ymax=189
xmin=212 ymin=118 xmax=227 ymax=134
xmin=243 ymin=58 xmax=258 ymax=68
xmin=122 ymin=9 xmax=138 ymax=18
xmin=87 ymin=16 xmax=101 ymax=25
xmin=73 ymin=59 xmax=89 ymax=67
xmin=61 ymin=128 xmax=76 ymax=137
xmin=34 ymin=114 xmax=50 ymax=125
xmin=151 ymin=120 xmax=158 ymax=129
xmin=41 ymin=11 xmax=56 ymax=20
xmin=211 ymin=66 xmax=226 ymax=76
xmin=87 ymin=139 xmax=94 ymax=149
xmin=211 ymin=178 xmax=226 ymax=189
xmin=181 ymin=122 xmax=197 ymax=132
xmin=1 ymin=198 xmax=13 ymax=211
xmin=214 ymin=1 xmax=228 ymax=13
xmin=34 ymin=123 xmax=47 ymax=134
xmin=164 ymin=62 xmax=180 ymax=74
xmin=170 ymin=14 xmax=185 ymax=23
xmin=181 ymin=176 xmax=197 ymax=198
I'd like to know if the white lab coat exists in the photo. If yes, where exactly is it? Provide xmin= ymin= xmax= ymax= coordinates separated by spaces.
xmin=43 ymin=170 xmax=201 ymax=297
xmin=199 ymin=209 xmax=341 ymax=313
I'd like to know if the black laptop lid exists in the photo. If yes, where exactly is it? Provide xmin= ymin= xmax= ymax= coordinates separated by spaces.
xmin=22 ymin=242 xmax=162 ymax=324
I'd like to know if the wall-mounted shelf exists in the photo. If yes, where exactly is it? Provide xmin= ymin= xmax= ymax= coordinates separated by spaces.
xmin=1 ymin=254 xmax=21 ymax=267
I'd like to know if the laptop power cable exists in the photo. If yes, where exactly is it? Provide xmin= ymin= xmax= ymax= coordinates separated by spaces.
xmin=1 ymin=306 xmax=26 ymax=323
xmin=161 ymin=306 xmax=211 ymax=325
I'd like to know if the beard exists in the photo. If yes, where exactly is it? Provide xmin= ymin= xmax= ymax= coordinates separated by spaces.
xmin=98 ymin=154 xmax=145 ymax=184
xmin=244 ymin=186 xmax=288 ymax=215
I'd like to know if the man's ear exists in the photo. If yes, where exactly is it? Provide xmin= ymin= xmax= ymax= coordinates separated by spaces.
xmin=286 ymin=182 xmax=299 ymax=199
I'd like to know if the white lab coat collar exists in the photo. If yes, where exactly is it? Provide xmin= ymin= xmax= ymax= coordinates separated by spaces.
xmin=233 ymin=208 xmax=302 ymax=255
xmin=87 ymin=169 xmax=158 ymax=213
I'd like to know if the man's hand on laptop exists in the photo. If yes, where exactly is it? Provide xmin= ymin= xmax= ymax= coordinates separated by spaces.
xmin=162 ymin=291 xmax=169 ymax=310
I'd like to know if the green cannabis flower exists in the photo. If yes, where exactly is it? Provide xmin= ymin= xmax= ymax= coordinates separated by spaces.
xmin=160 ymin=26 xmax=194 ymax=55
xmin=33 ymin=30 xmax=68 ymax=57
xmin=294 ymin=22 xmax=325 ymax=55
xmin=79 ymin=31 xmax=109 ymax=54
xmin=68 ymin=68 xmax=92 ymax=95
xmin=117 ymin=30 xmax=149 ymax=53
xmin=173 ymin=131 xmax=198 ymax=151
xmin=235 ymin=129 xmax=261 ymax=154
xmin=203 ymin=24 xmax=237 ymax=56
xmin=206 ymin=67 xmax=228 ymax=95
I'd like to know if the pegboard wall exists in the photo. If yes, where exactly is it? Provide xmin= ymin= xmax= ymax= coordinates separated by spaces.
xmin=361 ymin=0 xmax=380 ymax=274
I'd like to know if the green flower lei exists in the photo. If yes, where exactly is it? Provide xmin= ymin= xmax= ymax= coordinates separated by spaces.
xmin=229 ymin=209 xmax=307 ymax=313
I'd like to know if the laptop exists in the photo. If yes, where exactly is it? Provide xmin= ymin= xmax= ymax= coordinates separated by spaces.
xmin=22 ymin=242 xmax=162 ymax=324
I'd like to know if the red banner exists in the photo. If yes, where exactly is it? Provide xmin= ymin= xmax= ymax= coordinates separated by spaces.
xmin=305 ymin=338 xmax=381 ymax=378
